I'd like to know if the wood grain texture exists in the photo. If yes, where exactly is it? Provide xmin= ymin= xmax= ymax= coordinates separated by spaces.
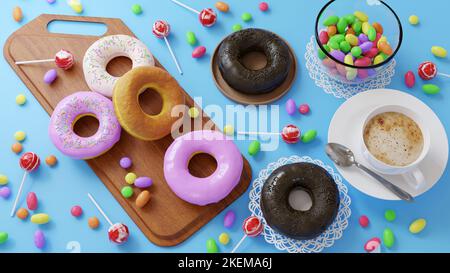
xmin=3 ymin=14 xmax=252 ymax=246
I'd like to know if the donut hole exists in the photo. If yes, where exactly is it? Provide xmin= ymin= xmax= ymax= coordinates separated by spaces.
xmin=106 ymin=56 xmax=132 ymax=77
xmin=288 ymin=188 xmax=313 ymax=211
xmin=139 ymin=88 xmax=163 ymax=115
xmin=188 ymin=153 xmax=217 ymax=178
xmin=239 ymin=48 xmax=268 ymax=71
xmin=72 ymin=114 xmax=100 ymax=138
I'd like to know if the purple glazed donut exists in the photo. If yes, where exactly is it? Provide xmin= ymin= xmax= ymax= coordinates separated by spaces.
xmin=164 ymin=130 xmax=243 ymax=206
xmin=49 ymin=91 xmax=121 ymax=159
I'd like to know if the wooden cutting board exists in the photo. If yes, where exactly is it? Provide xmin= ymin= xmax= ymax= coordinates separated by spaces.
xmin=4 ymin=14 xmax=252 ymax=246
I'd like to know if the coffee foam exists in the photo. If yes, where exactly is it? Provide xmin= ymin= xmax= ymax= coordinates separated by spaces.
xmin=364 ymin=112 xmax=424 ymax=166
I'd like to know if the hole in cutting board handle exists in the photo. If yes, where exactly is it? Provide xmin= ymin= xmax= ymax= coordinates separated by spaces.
xmin=47 ymin=20 xmax=107 ymax=36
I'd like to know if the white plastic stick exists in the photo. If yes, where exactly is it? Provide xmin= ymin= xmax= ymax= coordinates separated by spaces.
xmin=10 ymin=172 xmax=27 ymax=217
xmin=87 ymin=193 xmax=113 ymax=226
xmin=15 ymin=59 xmax=54 ymax=65
xmin=231 ymin=234 xmax=247 ymax=253
xmin=164 ymin=37 xmax=183 ymax=75
xmin=237 ymin=131 xmax=280 ymax=136
xmin=438 ymin=72 xmax=450 ymax=78
xmin=170 ymin=0 xmax=200 ymax=14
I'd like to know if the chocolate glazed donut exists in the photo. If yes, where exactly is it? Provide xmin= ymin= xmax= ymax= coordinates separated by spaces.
xmin=260 ymin=162 xmax=340 ymax=239
xmin=218 ymin=28 xmax=292 ymax=94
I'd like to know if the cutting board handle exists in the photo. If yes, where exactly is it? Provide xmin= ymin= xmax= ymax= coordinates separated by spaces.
xmin=35 ymin=14 xmax=128 ymax=37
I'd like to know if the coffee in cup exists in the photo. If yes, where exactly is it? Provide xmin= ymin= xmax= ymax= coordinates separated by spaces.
xmin=363 ymin=112 xmax=424 ymax=167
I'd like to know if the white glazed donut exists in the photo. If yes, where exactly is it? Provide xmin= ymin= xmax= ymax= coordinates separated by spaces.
xmin=83 ymin=35 xmax=155 ymax=97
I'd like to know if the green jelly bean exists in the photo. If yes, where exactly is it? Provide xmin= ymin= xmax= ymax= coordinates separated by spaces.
xmin=351 ymin=46 xmax=362 ymax=57
xmin=206 ymin=238 xmax=219 ymax=253
xmin=352 ymin=20 xmax=362 ymax=35
xmin=368 ymin=26 xmax=377 ymax=41
xmin=345 ymin=34 xmax=358 ymax=46
xmin=241 ymin=12 xmax=252 ymax=22
xmin=186 ymin=31 xmax=197 ymax=45
xmin=330 ymin=34 xmax=345 ymax=44
xmin=328 ymin=40 xmax=340 ymax=50
xmin=344 ymin=14 xmax=356 ymax=25
xmin=422 ymin=84 xmax=441 ymax=95
xmin=318 ymin=48 xmax=326 ymax=60
xmin=384 ymin=209 xmax=396 ymax=222
xmin=131 ymin=4 xmax=143 ymax=15
xmin=301 ymin=130 xmax=317 ymax=143
xmin=323 ymin=15 xmax=339 ymax=26
xmin=323 ymin=44 xmax=331 ymax=52
xmin=248 ymin=140 xmax=260 ymax=156
xmin=232 ymin=24 xmax=242 ymax=32
xmin=0 ymin=232 xmax=8 ymax=244
xmin=337 ymin=17 xmax=348 ymax=34
xmin=340 ymin=41 xmax=351 ymax=53
xmin=383 ymin=228 xmax=395 ymax=248
xmin=121 ymin=186 xmax=133 ymax=198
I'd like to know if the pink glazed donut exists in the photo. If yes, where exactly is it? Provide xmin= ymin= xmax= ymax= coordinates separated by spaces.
xmin=49 ymin=91 xmax=121 ymax=159
xmin=164 ymin=130 xmax=243 ymax=206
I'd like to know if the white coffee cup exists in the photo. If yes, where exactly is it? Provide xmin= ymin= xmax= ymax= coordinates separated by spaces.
xmin=360 ymin=105 xmax=431 ymax=189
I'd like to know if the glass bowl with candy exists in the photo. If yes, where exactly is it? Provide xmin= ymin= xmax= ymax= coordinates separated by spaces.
xmin=314 ymin=0 xmax=402 ymax=83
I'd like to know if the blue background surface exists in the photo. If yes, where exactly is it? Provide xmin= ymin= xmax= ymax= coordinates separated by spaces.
xmin=0 ymin=0 xmax=449 ymax=253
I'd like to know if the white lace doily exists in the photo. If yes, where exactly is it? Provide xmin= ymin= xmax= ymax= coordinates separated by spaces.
xmin=248 ymin=156 xmax=351 ymax=253
xmin=305 ymin=36 xmax=396 ymax=99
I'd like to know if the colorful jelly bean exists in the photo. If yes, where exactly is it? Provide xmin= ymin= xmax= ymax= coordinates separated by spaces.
xmin=351 ymin=46 xmax=362 ymax=57
xmin=16 ymin=94 xmax=27 ymax=105
xmin=45 ymin=155 xmax=57 ymax=166
xmin=323 ymin=15 xmax=339 ymax=26
xmin=367 ymin=26 xmax=377 ymax=41
xmin=206 ymin=238 xmax=219 ymax=253
xmin=13 ymin=6 xmax=23 ymax=22
xmin=34 ymin=230 xmax=46 ymax=249
xmin=71 ymin=205 xmax=83 ymax=217
xmin=409 ymin=218 xmax=426 ymax=234
xmin=422 ymin=84 xmax=440 ymax=95
xmin=330 ymin=50 xmax=345 ymax=62
xmin=344 ymin=14 xmax=356 ymax=25
xmin=327 ymin=25 xmax=337 ymax=36
xmin=121 ymin=186 xmax=134 ymax=198
xmin=345 ymin=34 xmax=358 ymax=46
xmin=259 ymin=2 xmax=269 ymax=12
xmin=215 ymin=1 xmax=229 ymax=13
xmin=372 ymin=22 xmax=383 ymax=34
xmin=125 ymin=172 xmax=137 ymax=184
xmin=192 ymin=46 xmax=206 ymax=58
xmin=134 ymin=177 xmax=153 ymax=188
xmin=186 ymin=31 xmax=197 ymax=45
xmin=0 ymin=175 xmax=8 ymax=186
xmin=378 ymin=42 xmax=393 ymax=55
xmin=337 ymin=17 xmax=348 ymax=34
xmin=223 ymin=125 xmax=234 ymax=136
xmin=359 ymin=215 xmax=369 ymax=227
xmin=352 ymin=21 xmax=362 ymax=34
xmin=298 ymin=104 xmax=310 ymax=114
xmin=248 ymin=141 xmax=261 ymax=156
xmin=241 ymin=12 xmax=252 ymax=22
xmin=301 ymin=130 xmax=317 ymax=143
xmin=409 ymin=15 xmax=419 ymax=25
xmin=431 ymin=46 xmax=447 ymax=58
xmin=384 ymin=209 xmax=396 ymax=222
xmin=131 ymin=4 xmax=143 ymax=15
xmin=31 ymin=213 xmax=50 ymax=225
xmin=232 ymin=24 xmax=242 ymax=32
xmin=405 ymin=71 xmax=415 ymax=88
xmin=0 ymin=187 xmax=11 ymax=199
xmin=354 ymin=11 xmax=368 ymax=22
xmin=285 ymin=99 xmax=296 ymax=115
xmin=88 ymin=217 xmax=100 ymax=229
xmin=373 ymin=54 xmax=384 ymax=65
xmin=136 ymin=190 xmax=151 ymax=208
xmin=218 ymin=233 xmax=230 ymax=245
xmin=360 ymin=41 xmax=373 ymax=53
xmin=26 ymin=192 xmax=38 ymax=210
xmin=44 ymin=69 xmax=57 ymax=84
xmin=0 ymin=232 xmax=8 ymax=244
xmin=319 ymin=31 xmax=329 ymax=44
xmin=340 ymin=41 xmax=351 ymax=53
xmin=16 ymin=208 xmax=28 ymax=220
xmin=362 ymin=22 xmax=370 ymax=35
xmin=383 ymin=228 xmax=395 ymax=248
xmin=224 ymin=210 xmax=236 ymax=228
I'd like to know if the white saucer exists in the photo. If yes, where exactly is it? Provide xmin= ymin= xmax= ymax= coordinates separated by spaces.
xmin=328 ymin=89 xmax=449 ymax=200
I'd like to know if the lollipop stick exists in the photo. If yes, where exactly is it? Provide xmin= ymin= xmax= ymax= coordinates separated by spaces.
xmin=87 ymin=193 xmax=113 ymax=226
xmin=237 ymin=131 xmax=280 ymax=136
xmin=231 ymin=234 xmax=247 ymax=253
xmin=170 ymin=0 xmax=200 ymax=14
xmin=164 ymin=37 xmax=183 ymax=75
xmin=10 ymin=172 xmax=28 ymax=217
xmin=438 ymin=72 xmax=450 ymax=78
xmin=15 ymin=59 xmax=54 ymax=65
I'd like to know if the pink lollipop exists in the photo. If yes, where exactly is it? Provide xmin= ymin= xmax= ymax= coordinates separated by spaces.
xmin=10 ymin=152 xmax=41 ymax=217
xmin=231 ymin=216 xmax=263 ymax=253
xmin=364 ymin=237 xmax=381 ymax=253
xmin=152 ymin=20 xmax=183 ymax=75
xmin=170 ymin=0 xmax=217 ymax=27
xmin=15 ymin=49 xmax=75 ymax=70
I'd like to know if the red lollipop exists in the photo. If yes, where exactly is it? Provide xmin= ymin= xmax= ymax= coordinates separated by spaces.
xmin=281 ymin=125 xmax=301 ymax=144
xmin=418 ymin=61 xmax=450 ymax=80
xmin=171 ymin=0 xmax=217 ymax=27
xmin=152 ymin=20 xmax=183 ymax=75
xmin=418 ymin=61 xmax=437 ymax=80
xmin=88 ymin=193 xmax=130 ymax=245
xmin=108 ymin=223 xmax=130 ymax=244
xmin=10 ymin=152 xmax=40 ymax=217
xmin=15 ymin=49 xmax=75 ymax=70
xmin=199 ymin=8 xmax=217 ymax=27
xmin=231 ymin=216 xmax=264 ymax=253
xmin=54 ymin=49 xmax=75 ymax=70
